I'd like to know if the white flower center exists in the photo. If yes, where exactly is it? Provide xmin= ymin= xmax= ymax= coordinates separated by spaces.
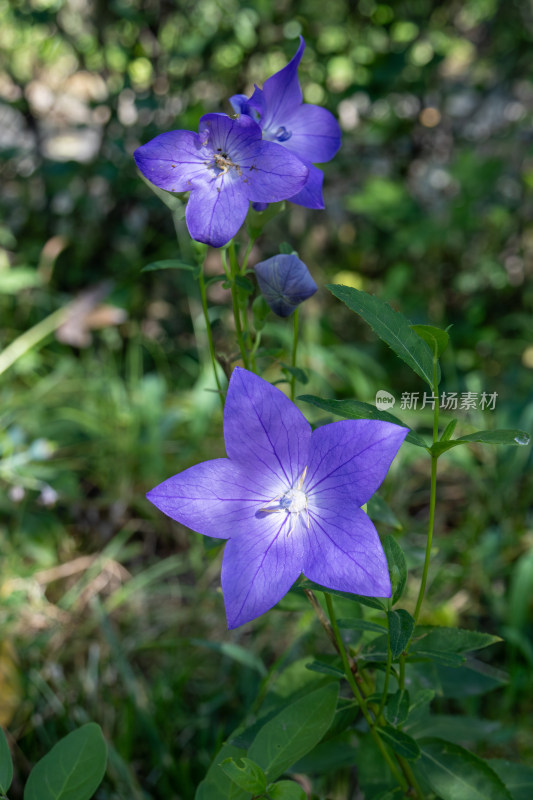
xmin=280 ymin=487 xmax=307 ymax=514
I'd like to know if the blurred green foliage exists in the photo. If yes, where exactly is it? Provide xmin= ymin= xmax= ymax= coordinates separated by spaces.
xmin=1 ymin=0 xmax=532 ymax=797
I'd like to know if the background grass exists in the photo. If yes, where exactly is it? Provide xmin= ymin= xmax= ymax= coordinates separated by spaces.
xmin=1 ymin=0 xmax=532 ymax=797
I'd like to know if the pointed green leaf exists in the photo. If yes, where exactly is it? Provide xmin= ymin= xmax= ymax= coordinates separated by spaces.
xmin=195 ymin=743 xmax=249 ymax=800
xmin=337 ymin=618 xmax=387 ymax=634
xmin=431 ymin=429 xmax=530 ymax=457
xmin=388 ymin=609 xmax=415 ymax=658
xmin=440 ymin=419 xmax=458 ymax=442
xmin=220 ymin=757 xmax=267 ymax=794
xmin=0 ymin=727 xmax=13 ymax=794
xmin=23 ymin=723 xmax=107 ymax=800
xmin=267 ymin=780 xmax=306 ymax=799
xmin=367 ymin=494 xmax=402 ymax=530
xmin=327 ymin=285 xmax=438 ymax=386
xmin=141 ymin=259 xmax=198 ymax=274
xmin=411 ymin=626 xmax=502 ymax=655
xmin=409 ymin=649 xmax=466 ymax=667
xmin=385 ymin=689 xmax=410 ymax=727
xmin=298 ymin=580 xmax=387 ymax=610
xmin=234 ymin=275 xmax=254 ymax=294
xmin=383 ymin=535 xmax=407 ymax=604
xmin=419 ymin=738 xmax=513 ymax=800
xmin=281 ymin=364 xmax=308 ymax=384
xmin=411 ymin=324 xmax=449 ymax=357
xmin=305 ymin=660 xmax=345 ymax=678
xmin=248 ymin=683 xmax=338 ymax=781
xmin=298 ymin=395 xmax=427 ymax=448
xmin=139 ymin=173 xmax=186 ymax=217
xmin=488 ymin=759 xmax=533 ymax=800
xmin=379 ymin=726 xmax=420 ymax=760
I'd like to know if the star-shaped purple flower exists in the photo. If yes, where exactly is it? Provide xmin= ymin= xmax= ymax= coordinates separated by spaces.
xmin=147 ymin=369 xmax=407 ymax=629
xmin=134 ymin=113 xmax=308 ymax=247
xmin=231 ymin=37 xmax=341 ymax=210
xmin=255 ymin=253 xmax=317 ymax=317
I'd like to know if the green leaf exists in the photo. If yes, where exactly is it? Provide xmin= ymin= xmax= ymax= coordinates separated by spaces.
xmin=195 ymin=743 xmax=249 ymax=800
xmin=409 ymin=649 xmax=466 ymax=667
xmin=23 ymin=723 xmax=107 ymax=800
xmin=337 ymin=618 xmax=387 ymax=634
xmin=411 ymin=626 xmax=502 ymax=655
xmin=267 ymin=779 xmax=306 ymax=800
xmin=298 ymin=580 xmax=387 ymax=611
xmin=385 ymin=689 xmax=410 ymax=727
xmin=383 ymin=535 xmax=407 ymax=604
xmin=248 ymin=683 xmax=338 ymax=782
xmin=379 ymin=726 xmax=420 ymax=760
xmin=327 ymin=285 xmax=438 ymax=387
xmin=419 ymin=738 xmax=513 ymax=800
xmin=367 ymin=494 xmax=402 ymax=530
xmin=488 ymin=759 xmax=533 ymax=800
xmin=0 ymin=728 xmax=13 ymax=794
xmin=141 ymin=259 xmax=198 ymax=274
xmin=306 ymin=660 xmax=345 ymax=678
xmin=431 ymin=429 xmax=530 ymax=457
xmin=298 ymin=395 xmax=427 ymax=448
xmin=411 ymin=324 xmax=449 ymax=357
xmin=234 ymin=275 xmax=254 ymax=294
xmin=268 ymin=781 xmax=307 ymax=800
xmin=279 ymin=241 xmax=295 ymax=255
xmin=388 ymin=609 xmax=415 ymax=658
xmin=191 ymin=639 xmax=266 ymax=676
xmin=440 ymin=418 xmax=458 ymax=442
xmin=220 ymin=757 xmax=267 ymax=794
xmin=0 ymin=267 xmax=42 ymax=294
xmin=280 ymin=364 xmax=308 ymax=384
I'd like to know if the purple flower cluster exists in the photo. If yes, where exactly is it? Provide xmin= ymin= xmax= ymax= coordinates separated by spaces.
xmin=147 ymin=369 xmax=407 ymax=629
xmin=134 ymin=38 xmax=341 ymax=247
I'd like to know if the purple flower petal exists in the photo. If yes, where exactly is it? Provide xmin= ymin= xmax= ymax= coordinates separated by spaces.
xmin=281 ymin=104 xmax=342 ymax=163
xmin=260 ymin=37 xmax=305 ymax=130
xmin=146 ymin=459 xmax=271 ymax=539
xmin=224 ymin=367 xmax=311 ymax=489
xmin=221 ymin=519 xmax=302 ymax=628
xmin=133 ymin=129 xmax=209 ymax=192
xmin=287 ymin=162 xmax=325 ymax=210
xmin=304 ymin=502 xmax=391 ymax=597
xmin=306 ymin=420 xmax=408 ymax=507
xmin=255 ymin=253 xmax=318 ymax=317
xmin=240 ymin=141 xmax=309 ymax=203
xmin=185 ymin=176 xmax=250 ymax=248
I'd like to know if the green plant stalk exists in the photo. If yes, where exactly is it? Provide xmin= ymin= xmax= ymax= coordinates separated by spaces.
xmin=0 ymin=305 xmax=69 ymax=376
xmin=377 ymin=600 xmax=393 ymax=718
xmin=198 ymin=268 xmax=224 ymax=412
xmin=228 ymin=240 xmax=250 ymax=369
xmin=324 ymin=593 xmax=409 ymax=793
xmin=240 ymin=234 xmax=256 ymax=275
xmin=290 ymin=308 xmax=299 ymax=402
xmin=414 ymin=352 xmax=440 ymax=623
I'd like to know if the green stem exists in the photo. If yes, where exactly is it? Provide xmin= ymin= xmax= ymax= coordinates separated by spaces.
xmin=377 ymin=601 xmax=393 ymax=718
xmin=414 ymin=353 xmax=440 ymax=623
xmin=240 ymin=235 xmax=256 ymax=275
xmin=324 ymin=594 xmax=409 ymax=793
xmin=290 ymin=308 xmax=299 ymax=402
xmin=227 ymin=241 xmax=250 ymax=369
xmin=198 ymin=268 xmax=224 ymax=412
xmin=0 ymin=306 xmax=69 ymax=376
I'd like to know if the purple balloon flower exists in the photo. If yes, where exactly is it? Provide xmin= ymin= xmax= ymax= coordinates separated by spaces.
xmin=147 ymin=368 xmax=407 ymax=629
xmin=255 ymin=253 xmax=317 ymax=317
xmin=231 ymin=37 xmax=341 ymax=210
xmin=134 ymin=113 xmax=308 ymax=247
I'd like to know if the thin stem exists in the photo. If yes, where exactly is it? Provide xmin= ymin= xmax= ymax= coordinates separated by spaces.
xmin=227 ymin=241 xmax=249 ymax=369
xmin=377 ymin=601 xmax=393 ymax=718
xmin=414 ymin=353 xmax=440 ymax=623
xmin=240 ymin=235 xmax=256 ymax=275
xmin=324 ymin=594 xmax=409 ymax=793
xmin=198 ymin=269 xmax=224 ymax=412
xmin=0 ymin=306 xmax=69 ymax=376
xmin=290 ymin=308 xmax=299 ymax=402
